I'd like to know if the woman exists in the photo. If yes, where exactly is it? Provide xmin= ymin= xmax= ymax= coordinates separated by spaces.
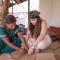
xmin=0 ymin=15 xmax=28 ymax=53
xmin=26 ymin=10 xmax=52 ymax=55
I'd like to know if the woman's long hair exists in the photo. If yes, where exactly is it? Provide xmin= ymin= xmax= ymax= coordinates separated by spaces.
xmin=29 ymin=10 xmax=42 ymax=39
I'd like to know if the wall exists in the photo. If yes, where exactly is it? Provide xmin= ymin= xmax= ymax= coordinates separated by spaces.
xmin=39 ymin=0 xmax=60 ymax=27
xmin=39 ymin=0 xmax=52 ymax=26
xmin=51 ymin=0 xmax=60 ymax=27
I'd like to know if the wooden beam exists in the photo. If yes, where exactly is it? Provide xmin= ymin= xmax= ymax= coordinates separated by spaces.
xmin=14 ymin=0 xmax=27 ymax=4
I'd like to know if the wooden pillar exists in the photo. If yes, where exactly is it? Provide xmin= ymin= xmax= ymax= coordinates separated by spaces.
xmin=0 ymin=0 xmax=3 ymax=16
xmin=2 ymin=0 xmax=10 ymax=19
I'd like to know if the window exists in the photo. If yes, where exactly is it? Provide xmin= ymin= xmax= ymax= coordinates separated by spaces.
xmin=9 ymin=0 xmax=39 ymax=28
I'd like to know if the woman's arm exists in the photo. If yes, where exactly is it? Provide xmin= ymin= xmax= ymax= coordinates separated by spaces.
xmin=17 ymin=32 xmax=28 ymax=51
xmin=26 ymin=28 xmax=30 ymax=42
xmin=33 ymin=20 xmax=48 ymax=47
xmin=2 ymin=37 xmax=22 ymax=51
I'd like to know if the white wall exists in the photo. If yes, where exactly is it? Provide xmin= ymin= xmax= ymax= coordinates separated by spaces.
xmin=51 ymin=0 xmax=60 ymax=27
xmin=39 ymin=0 xmax=60 ymax=27
xmin=39 ymin=0 xmax=52 ymax=26
xmin=30 ymin=0 xmax=39 ymax=11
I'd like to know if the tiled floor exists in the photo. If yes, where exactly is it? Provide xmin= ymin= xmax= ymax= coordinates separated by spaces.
xmin=0 ymin=53 xmax=13 ymax=60
xmin=0 ymin=41 xmax=60 ymax=60
xmin=0 ymin=53 xmax=56 ymax=60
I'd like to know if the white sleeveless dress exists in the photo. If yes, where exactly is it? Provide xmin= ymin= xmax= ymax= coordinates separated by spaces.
xmin=28 ymin=34 xmax=52 ymax=50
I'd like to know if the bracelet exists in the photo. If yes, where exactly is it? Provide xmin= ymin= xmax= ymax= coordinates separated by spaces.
xmin=31 ymin=45 xmax=35 ymax=49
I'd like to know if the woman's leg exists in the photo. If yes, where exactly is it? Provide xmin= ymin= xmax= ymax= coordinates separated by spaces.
xmin=37 ymin=35 xmax=52 ymax=50
xmin=1 ymin=46 xmax=15 ymax=53
xmin=1 ymin=38 xmax=22 ymax=53
xmin=28 ymin=35 xmax=52 ymax=50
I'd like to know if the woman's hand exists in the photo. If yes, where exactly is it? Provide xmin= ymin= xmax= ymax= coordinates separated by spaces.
xmin=24 ymin=46 xmax=29 ymax=52
xmin=28 ymin=46 xmax=35 ymax=55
